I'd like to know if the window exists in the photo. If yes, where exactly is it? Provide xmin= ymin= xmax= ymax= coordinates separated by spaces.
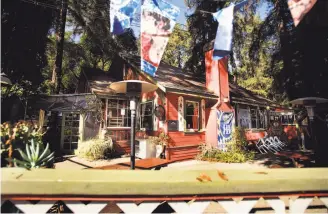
xmin=185 ymin=101 xmax=199 ymax=131
xmin=250 ymin=109 xmax=258 ymax=128
xmin=258 ymin=109 xmax=266 ymax=128
xmin=281 ymin=113 xmax=295 ymax=125
xmin=140 ymin=101 xmax=153 ymax=130
xmin=237 ymin=106 xmax=268 ymax=129
xmin=61 ymin=113 xmax=80 ymax=151
xmin=237 ymin=108 xmax=251 ymax=129
xmin=107 ymin=99 xmax=130 ymax=127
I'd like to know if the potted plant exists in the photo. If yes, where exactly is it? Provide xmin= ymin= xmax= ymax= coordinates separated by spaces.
xmin=148 ymin=132 xmax=169 ymax=158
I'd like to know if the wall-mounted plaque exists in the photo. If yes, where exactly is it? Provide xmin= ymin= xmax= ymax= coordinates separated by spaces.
xmin=168 ymin=120 xmax=178 ymax=131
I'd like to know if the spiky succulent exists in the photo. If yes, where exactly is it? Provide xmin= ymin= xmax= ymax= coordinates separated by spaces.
xmin=7 ymin=139 xmax=54 ymax=169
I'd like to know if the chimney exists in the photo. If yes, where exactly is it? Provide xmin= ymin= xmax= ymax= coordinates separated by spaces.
xmin=203 ymin=41 xmax=233 ymax=148
xmin=204 ymin=41 xmax=231 ymax=111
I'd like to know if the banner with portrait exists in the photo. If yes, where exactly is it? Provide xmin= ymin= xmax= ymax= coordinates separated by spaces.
xmin=141 ymin=0 xmax=180 ymax=76
xmin=217 ymin=110 xmax=235 ymax=151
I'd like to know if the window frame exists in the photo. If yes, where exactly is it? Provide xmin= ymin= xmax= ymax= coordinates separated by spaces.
xmin=139 ymin=100 xmax=154 ymax=131
xmin=106 ymin=98 xmax=130 ymax=128
xmin=184 ymin=100 xmax=200 ymax=132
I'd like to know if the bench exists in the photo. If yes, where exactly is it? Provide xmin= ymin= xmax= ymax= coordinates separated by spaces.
xmin=92 ymin=158 xmax=173 ymax=170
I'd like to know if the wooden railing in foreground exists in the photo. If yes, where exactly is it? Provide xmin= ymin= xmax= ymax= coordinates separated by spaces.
xmin=1 ymin=168 xmax=328 ymax=213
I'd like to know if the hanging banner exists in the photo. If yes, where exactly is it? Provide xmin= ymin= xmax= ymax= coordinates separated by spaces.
xmin=110 ymin=0 xmax=140 ymax=35
xmin=212 ymin=0 xmax=248 ymax=60
xmin=217 ymin=110 xmax=234 ymax=151
xmin=141 ymin=0 xmax=180 ymax=77
xmin=288 ymin=0 xmax=317 ymax=27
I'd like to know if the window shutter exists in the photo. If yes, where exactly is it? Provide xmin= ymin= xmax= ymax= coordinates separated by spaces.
xmin=178 ymin=96 xmax=184 ymax=131
xmin=201 ymin=99 xmax=206 ymax=130
xmin=153 ymin=98 xmax=158 ymax=131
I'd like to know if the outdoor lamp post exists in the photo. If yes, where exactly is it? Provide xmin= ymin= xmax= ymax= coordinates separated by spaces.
xmin=0 ymin=73 xmax=12 ymax=86
xmin=109 ymin=80 xmax=158 ymax=170
xmin=290 ymin=97 xmax=328 ymax=121
xmin=290 ymin=97 xmax=328 ymax=166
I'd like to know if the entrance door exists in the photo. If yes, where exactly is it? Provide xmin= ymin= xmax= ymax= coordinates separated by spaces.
xmin=61 ymin=113 xmax=80 ymax=153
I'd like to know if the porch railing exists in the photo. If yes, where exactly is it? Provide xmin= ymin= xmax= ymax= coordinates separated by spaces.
xmin=1 ymin=168 xmax=328 ymax=213
xmin=105 ymin=127 xmax=131 ymax=142
xmin=105 ymin=127 xmax=131 ymax=155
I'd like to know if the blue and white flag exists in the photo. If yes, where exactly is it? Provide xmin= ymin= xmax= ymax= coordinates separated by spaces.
xmin=217 ymin=110 xmax=235 ymax=151
xmin=212 ymin=0 xmax=248 ymax=60
xmin=141 ymin=0 xmax=180 ymax=76
xmin=110 ymin=0 xmax=140 ymax=35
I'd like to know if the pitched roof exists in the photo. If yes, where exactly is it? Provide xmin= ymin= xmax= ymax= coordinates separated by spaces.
xmin=155 ymin=63 xmax=218 ymax=98
xmin=79 ymin=67 xmax=117 ymax=95
xmin=229 ymin=84 xmax=281 ymax=107
xmin=119 ymin=53 xmax=218 ymax=98
xmin=81 ymin=53 xmax=282 ymax=107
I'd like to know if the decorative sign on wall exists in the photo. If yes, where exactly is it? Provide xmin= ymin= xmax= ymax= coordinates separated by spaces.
xmin=168 ymin=120 xmax=178 ymax=131
xmin=217 ymin=110 xmax=234 ymax=151
xmin=237 ymin=108 xmax=251 ymax=129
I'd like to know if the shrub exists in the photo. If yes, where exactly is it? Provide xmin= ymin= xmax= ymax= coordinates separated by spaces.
xmin=196 ymin=127 xmax=255 ymax=163
xmin=6 ymin=139 xmax=54 ymax=169
xmin=75 ymin=138 xmax=114 ymax=161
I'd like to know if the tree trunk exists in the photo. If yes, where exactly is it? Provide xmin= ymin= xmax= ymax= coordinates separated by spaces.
xmin=47 ymin=0 xmax=68 ymax=157
xmin=54 ymin=0 xmax=68 ymax=94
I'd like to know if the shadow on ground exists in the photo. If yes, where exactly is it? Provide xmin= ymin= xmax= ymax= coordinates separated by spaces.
xmin=249 ymin=149 xmax=315 ymax=168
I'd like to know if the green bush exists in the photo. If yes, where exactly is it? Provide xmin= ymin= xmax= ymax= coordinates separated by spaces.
xmin=75 ymin=138 xmax=114 ymax=161
xmin=6 ymin=139 xmax=54 ymax=169
xmin=196 ymin=127 xmax=255 ymax=163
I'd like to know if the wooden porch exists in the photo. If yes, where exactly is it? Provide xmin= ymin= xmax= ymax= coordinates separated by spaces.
xmin=105 ymin=127 xmax=131 ymax=155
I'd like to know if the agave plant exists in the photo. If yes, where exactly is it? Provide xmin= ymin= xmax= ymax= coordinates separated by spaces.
xmin=6 ymin=139 xmax=54 ymax=169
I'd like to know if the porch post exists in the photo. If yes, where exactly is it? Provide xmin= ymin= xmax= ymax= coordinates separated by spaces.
xmin=130 ymin=96 xmax=137 ymax=170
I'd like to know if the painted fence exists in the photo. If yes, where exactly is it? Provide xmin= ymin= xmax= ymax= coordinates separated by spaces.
xmin=1 ymin=168 xmax=328 ymax=213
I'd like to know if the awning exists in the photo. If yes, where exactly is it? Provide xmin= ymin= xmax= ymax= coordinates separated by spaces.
xmin=27 ymin=93 xmax=100 ymax=112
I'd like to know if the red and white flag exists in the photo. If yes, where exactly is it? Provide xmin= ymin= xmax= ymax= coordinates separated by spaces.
xmin=288 ymin=0 xmax=317 ymax=27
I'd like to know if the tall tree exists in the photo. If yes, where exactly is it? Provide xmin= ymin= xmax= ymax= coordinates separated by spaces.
xmin=1 ymin=0 xmax=56 ymax=98
xmin=231 ymin=14 xmax=276 ymax=99
xmin=68 ymin=0 xmax=138 ymax=64
xmin=184 ymin=0 xmax=228 ymax=75
xmin=250 ymin=0 xmax=328 ymax=101
xmin=162 ymin=24 xmax=192 ymax=68
xmin=41 ymin=0 xmax=139 ymax=94
xmin=185 ymin=0 xmax=259 ymax=75
xmin=53 ymin=0 xmax=68 ymax=94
